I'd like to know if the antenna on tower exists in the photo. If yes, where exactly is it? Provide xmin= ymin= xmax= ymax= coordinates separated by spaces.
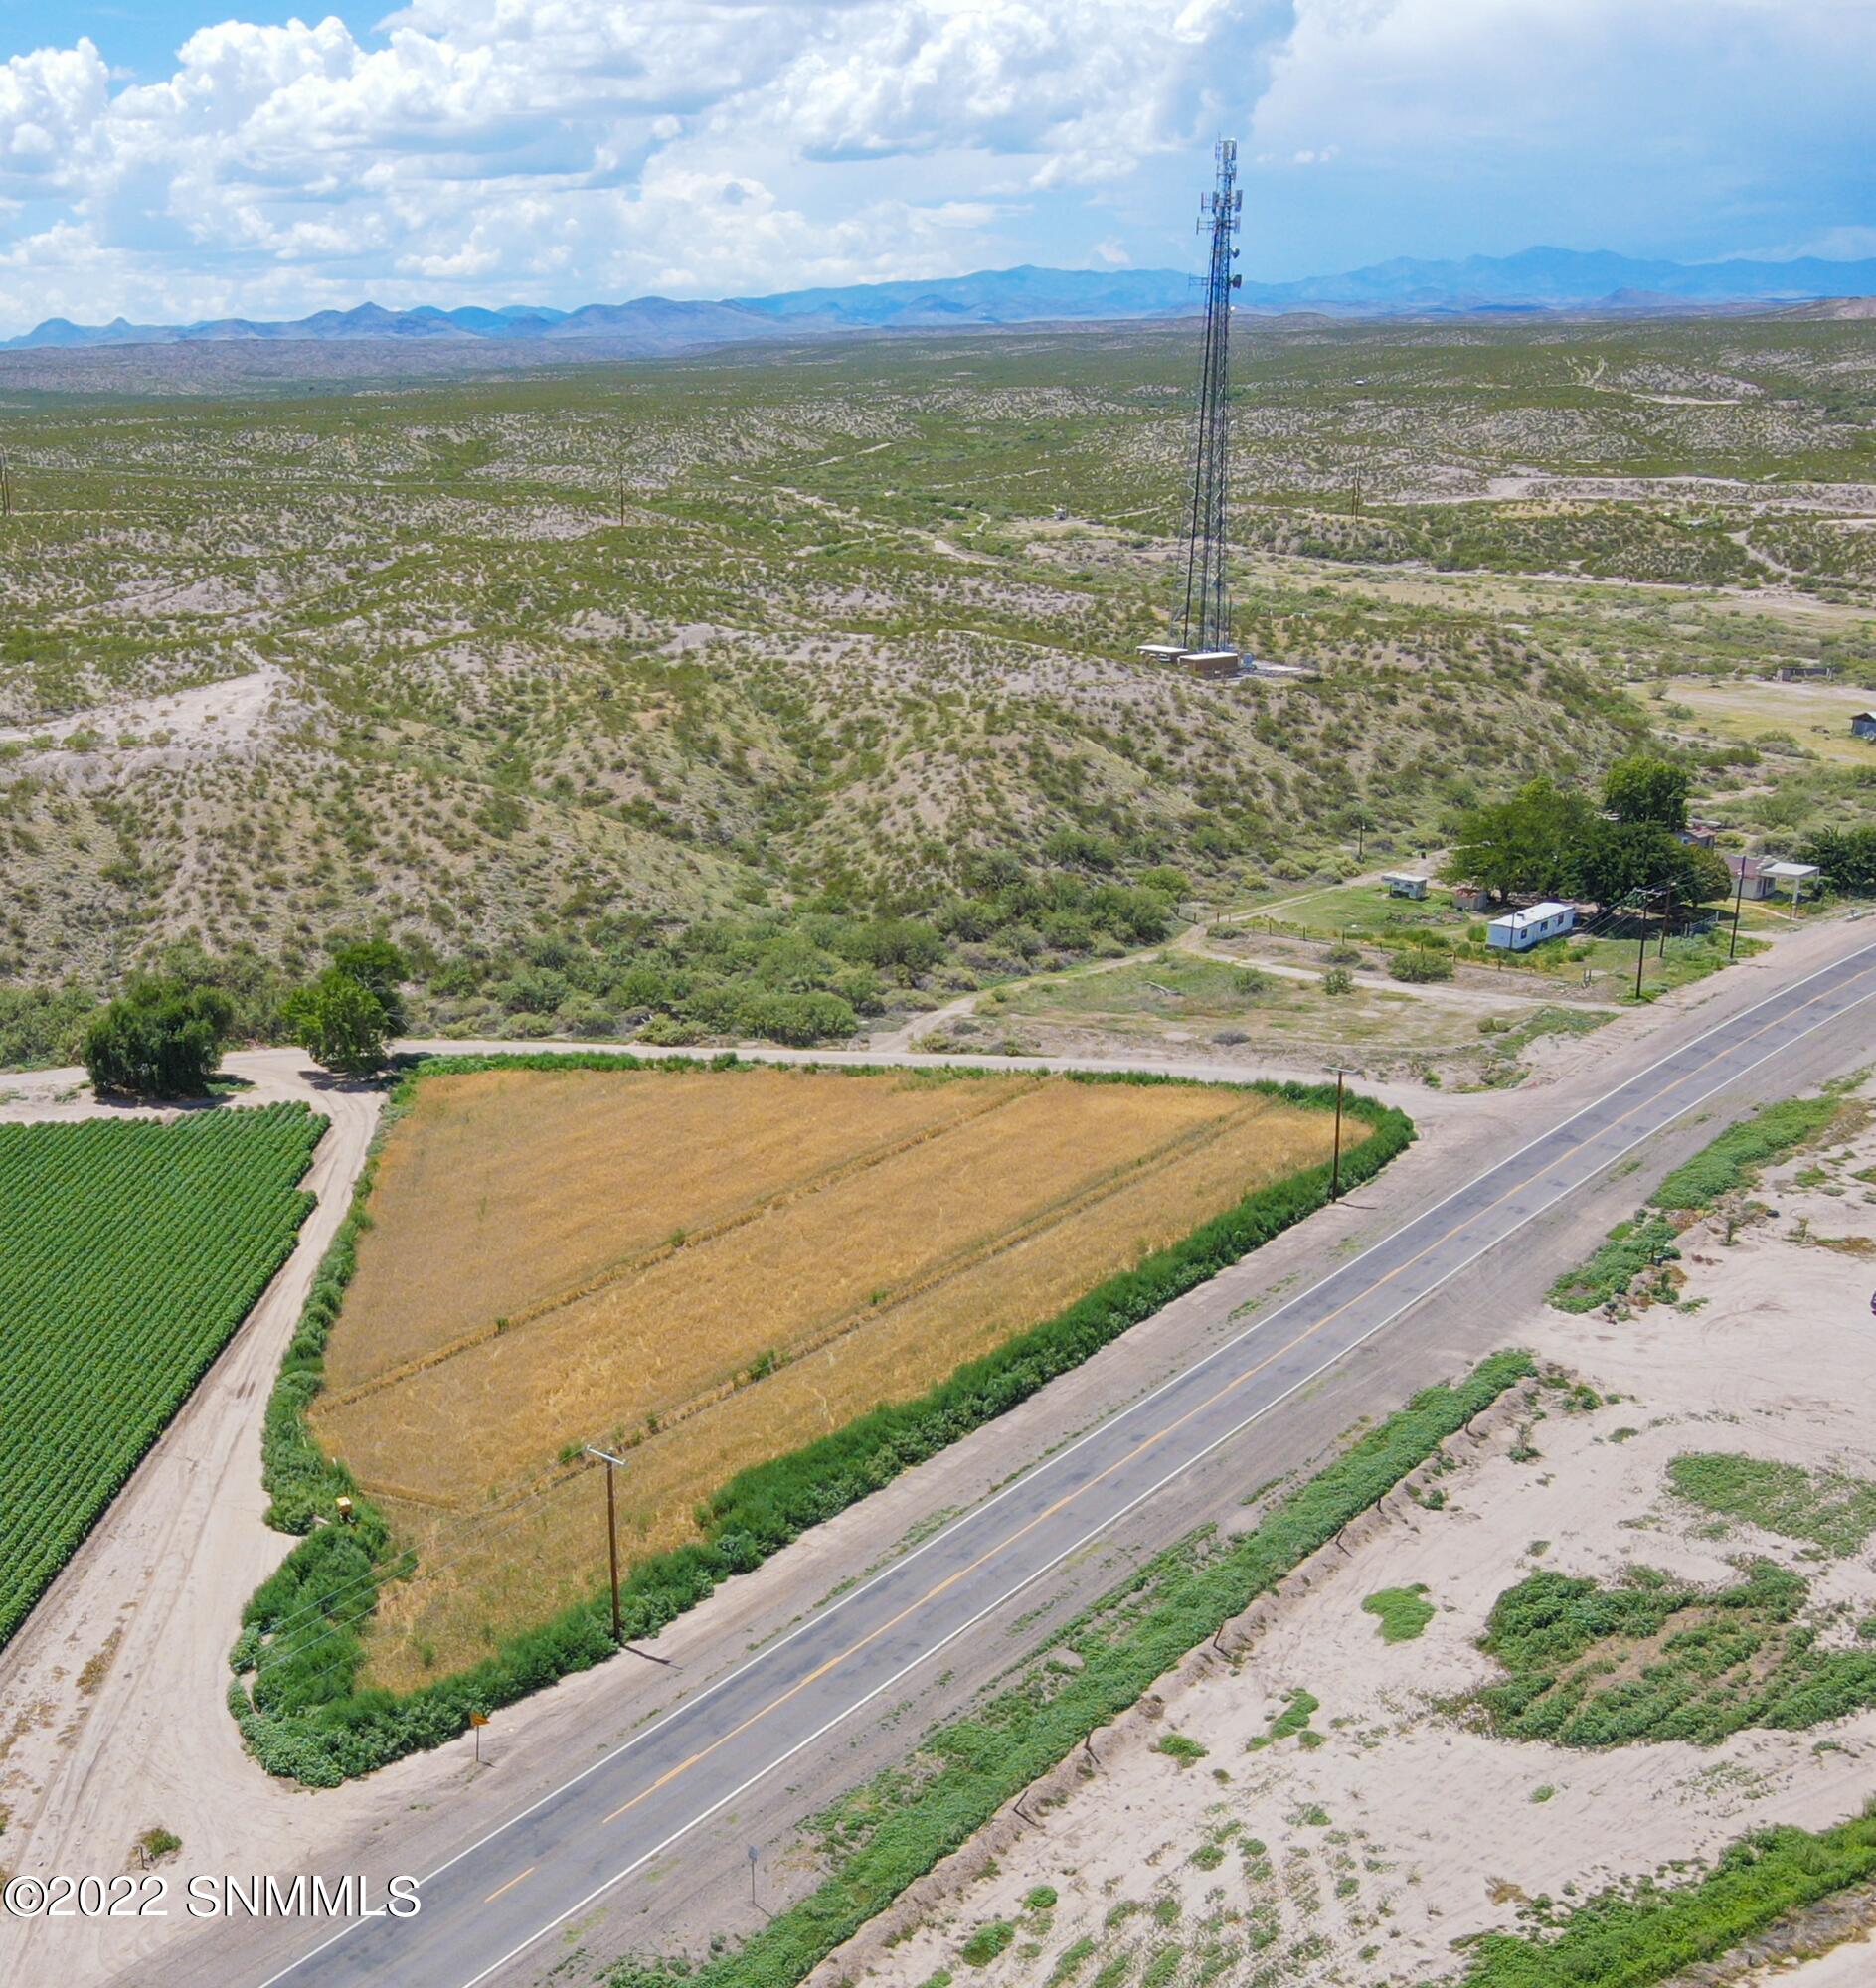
xmin=1174 ymin=138 xmax=1243 ymax=657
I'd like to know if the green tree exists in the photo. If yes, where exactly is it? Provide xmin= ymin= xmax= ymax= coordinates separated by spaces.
xmin=1802 ymin=825 xmax=1876 ymax=895
xmin=285 ymin=967 xmax=396 ymax=1077
xmin=83 ymin=978 xmax=236 ymax=1097
xmin=1603 ymin=752 xmax=1690 ymax=832
xmin=1664 ymin=839 xmax=1734 ymax=907
xmin=327 ymin=938 xmax=409 ymax=1032
xmin=1442 ymin=778 xmax=1598 ymax=901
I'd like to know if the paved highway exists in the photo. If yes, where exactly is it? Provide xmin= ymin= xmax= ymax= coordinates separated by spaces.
xmin=257 ymin=937 xmax=1876 ymax=1988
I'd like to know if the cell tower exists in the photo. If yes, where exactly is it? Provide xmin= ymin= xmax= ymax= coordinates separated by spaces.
xmin=1174 ymin=138 xmax=1243 ymax=656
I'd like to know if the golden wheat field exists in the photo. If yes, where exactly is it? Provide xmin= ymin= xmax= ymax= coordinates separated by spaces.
xmin=314 ymin=1064 xmax=1351 ymax=1685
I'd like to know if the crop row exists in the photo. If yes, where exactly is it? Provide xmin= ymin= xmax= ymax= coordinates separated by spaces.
xmin=0 ymin=1103 xmax=327 ymax=1647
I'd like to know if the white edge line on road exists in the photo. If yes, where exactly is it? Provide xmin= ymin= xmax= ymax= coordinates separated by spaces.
xmin=253 ymin=940 xmax=1876 ymax=1988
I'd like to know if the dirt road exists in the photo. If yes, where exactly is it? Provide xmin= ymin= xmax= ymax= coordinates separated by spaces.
xmin=0 ymin=1057 xmax=387 ymax=1937
xmin=1 ymin=911 xmax=1866 ymax=1987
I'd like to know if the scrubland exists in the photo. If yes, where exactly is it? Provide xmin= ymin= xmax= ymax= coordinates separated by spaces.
xmin=2 ymin=315 xmax=1871 ymax=1066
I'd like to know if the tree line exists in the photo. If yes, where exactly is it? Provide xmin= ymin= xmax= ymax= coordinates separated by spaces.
xmin=84 ymin=940 xmax=408 ymax=1098
xmin=1441 ymin=753 xmax=1731 ymax=911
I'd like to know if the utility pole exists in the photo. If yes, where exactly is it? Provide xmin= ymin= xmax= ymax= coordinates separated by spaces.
xmin=1633 ymin=888 xmax=1650 ymax=1000
xmin=0 ymin=447 xmax=11 ymax=519
xmin=584 ymin=1445 xmax=676 ymax=1666
xmin=1658 ymin=878 xmax=1674 ymax=958
xmin=1728 ymin=863 xmax=1746 ymax=959
xmin=1329 ymin=1067 xmax=1347 ymax=1200
xmin=587 ymin=1444 xmax=626 ymax=1645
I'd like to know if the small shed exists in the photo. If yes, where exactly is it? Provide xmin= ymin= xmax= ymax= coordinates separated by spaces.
xmin=1183 ymin=649 xmax=1244 ymax=681
xmin=1676 ymin=819 xmax=1721 ymax=848
xmin=1725 ymin=854 xmax=1777 ymax=901
xmin=1136 ymin=643 xmax=1187 ymax=664
xmin=1450 ymin=884 xmax=1490 ymax=913
xmin=1761 ymin=859 xmax=1822 ymax=914
xmin=1381 ymin=872 xmax=1429 ymax=900
xmin=1486 ymin=901 xmax=1576 ymax=952
xmin=1852 ymin=710 xmax=1876 ymax=742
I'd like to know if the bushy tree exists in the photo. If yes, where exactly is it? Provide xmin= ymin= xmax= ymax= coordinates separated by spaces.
xmin=83 ymin=978 xmax=236 ymax=1097
xmin=284 ymin=940 xmax=408 ymax=1077
xmin=1603 ymin=752 xmax=1691 ymax=831
xmin=1442 ymin=778 xmax=1598 ymax=901
xmin=1802 ymin=825 xmax=1876 ymax=895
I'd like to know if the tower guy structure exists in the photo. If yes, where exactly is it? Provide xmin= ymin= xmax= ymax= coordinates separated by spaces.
xmin=1174 ymin=138 xmax=1243 ymax=657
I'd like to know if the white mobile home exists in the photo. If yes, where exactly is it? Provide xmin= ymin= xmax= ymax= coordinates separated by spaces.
xmin=1381 ymin=872 xmax=1429 ymax=900
xmin=1486 ymin=901 xmax=1576 ymax=952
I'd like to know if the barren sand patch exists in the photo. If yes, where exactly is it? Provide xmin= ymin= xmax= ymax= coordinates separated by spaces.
xmin=842 ymin=1083 xmax=1876 ymax=1988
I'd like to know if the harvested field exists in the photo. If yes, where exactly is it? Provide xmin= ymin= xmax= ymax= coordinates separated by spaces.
xmin=311 ymin=1063 xmax=1353 ymax=1685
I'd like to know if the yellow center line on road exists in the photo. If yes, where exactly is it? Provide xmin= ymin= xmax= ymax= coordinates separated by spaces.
xmin=594 ymin=959 xmax=1876 ymax=1832
xmin=483 ymin=1867 xmax=536 ymax=1904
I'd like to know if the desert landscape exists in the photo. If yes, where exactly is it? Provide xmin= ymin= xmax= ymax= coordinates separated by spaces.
xmin=824 ymin=1077 xmax=1876 ymax=1987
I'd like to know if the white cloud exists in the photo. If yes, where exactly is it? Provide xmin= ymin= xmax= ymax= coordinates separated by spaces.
xmin=0 ymin=0 xmax=1867 ymax=332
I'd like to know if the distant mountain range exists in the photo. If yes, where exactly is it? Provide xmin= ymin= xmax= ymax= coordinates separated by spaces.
xmin=7 ymin=248 xmax=1873 ymax=354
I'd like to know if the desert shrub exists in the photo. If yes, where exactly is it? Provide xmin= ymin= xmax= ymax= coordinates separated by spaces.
xmin=1363 ymin=1584 xmax=1435 ymax=1642
xmin=1389 ymin=948 xmax=1453 ymax=983
xmin=1470 ymin=1560 xmax=1876 ymax=1748
xmin=1451 ymin=1802 xmax=1876 ymax=1988
xmin=1546 ymin=1214 xmax=1679 ymax=1313
xmin=1322 ymin=967 xmax=1354 ymax=996
xmin=1652 ymin=1097 xmax=1839 ymax=1210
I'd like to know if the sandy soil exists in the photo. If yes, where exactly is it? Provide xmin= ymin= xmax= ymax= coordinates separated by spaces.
xmin=834 ymin=1079 xmax=1876 ymax=1988
xmin=0 ymin=664 xmax=289 ymax=778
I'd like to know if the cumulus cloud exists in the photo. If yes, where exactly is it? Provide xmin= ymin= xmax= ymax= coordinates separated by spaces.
xmin=0 ymin=0 xmax=1866 ymax=331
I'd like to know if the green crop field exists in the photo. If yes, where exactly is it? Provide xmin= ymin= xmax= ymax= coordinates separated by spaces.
xmin=0 ymin=1102 xmax=325 ymax=1645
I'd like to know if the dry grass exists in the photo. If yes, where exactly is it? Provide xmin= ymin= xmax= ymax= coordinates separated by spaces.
xmin=313 ymin=1065 xmax=1347 ymax=1686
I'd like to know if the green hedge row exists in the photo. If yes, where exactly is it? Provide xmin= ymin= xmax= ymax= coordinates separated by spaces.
xmin=605 ymin=1350 xmax=1535 ymax=1988
xmin=232 ymin=1053 xmax=1413 ymax=1787
xmin=1451 ymin=1803 xmax=1876 ymax=1988
xmin=1548 ymin=1090 xmax=1842 ymax=1314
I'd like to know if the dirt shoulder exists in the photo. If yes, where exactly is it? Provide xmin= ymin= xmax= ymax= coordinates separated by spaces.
xmin=827 ymin=1077 xmax=1876 ymax=1988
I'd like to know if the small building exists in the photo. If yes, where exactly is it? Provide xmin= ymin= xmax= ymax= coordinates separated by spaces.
xmin=1486 ymin=901 xmax=1576 ymax=952
xmin=1761 ymin=859 xmax=1822 ymax=914
xmin=1852 ymin=710 xmax=1876 ymax=742
xmin=1182 ymin=649 xmax=1244 ymax=681
xmin=1381 ymin=871 xmax=1429 ymax=900
xmin=1450 ymin=884 xmax=1491 ymax=913
xmin=1725 ymin=854 xmax=1778 ymax=901
xmin=1676 ymin=819 xmax=1721 ymax=848
xmin=1136 ymin=643 xmax=1188 ymax=664
xmin=1776 ymin=662 xmax=1836 ymax=682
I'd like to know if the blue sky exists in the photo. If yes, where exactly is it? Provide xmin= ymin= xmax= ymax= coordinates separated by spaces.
xmin=2 ymin=0 xmax=1872 ymax=334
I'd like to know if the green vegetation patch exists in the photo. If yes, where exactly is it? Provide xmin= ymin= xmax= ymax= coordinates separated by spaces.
xmin=1549 ymin=1091 xmax=1845 ymax=1314
xmin=1362 ymin=1584 xmax=1436 ymax=1642
xmin=1667 ymin=1453 xmax=1876 ymax=1557
xmin=602 ymin=1350 xmax=1533 ymax=1988
xmin=0 ymin=1104 xmax=324 ymax=1646
xmin=1248 ymin=1687 xmax=1320 ymax=1749
xmin=233 ymin=1055 xmax=1414 ymax=1786
xmin=1547 ymin=1214 xmax=1680 ymax=1314
xmin=1652 ymin=1096 xmax=1841 ymax=1210
xmin=1450 ymin=1801 xmax=1876 ymax=1988
xmin=1470 ymin=1560 xmax=1876 ymax=1748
